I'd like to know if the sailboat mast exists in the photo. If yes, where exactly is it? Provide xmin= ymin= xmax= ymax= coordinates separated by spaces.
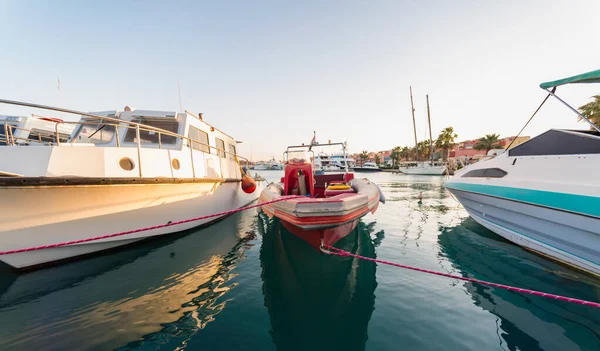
xmin=426 ymin=94 xmax=433 ymax=162
xmin=410 ymin=86 xmax=418 ymax=162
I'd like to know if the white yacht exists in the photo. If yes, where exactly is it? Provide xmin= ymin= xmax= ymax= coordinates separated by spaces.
xmin=268 ymin=158 xmax=283 ymax=170
xmin=0 ymin=99 xmax=260 ymax=269
xmin=398 ymin=161 xmax=447 ymax=175
xmin=314 ymin=152 xmax=355 ymax=172
xmin=445 ymin=69 xmax=600 ymax=276
xmin=253 ymin=162 xmax=271 ymax=170
xmin=353 ymin=162 xmax=381 ymax=172
xmin=1 ymin=115 xmax=74 ymax=146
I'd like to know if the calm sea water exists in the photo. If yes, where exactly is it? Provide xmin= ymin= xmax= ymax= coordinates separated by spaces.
xmin=0 ymin=171 xmax=599 ymax=351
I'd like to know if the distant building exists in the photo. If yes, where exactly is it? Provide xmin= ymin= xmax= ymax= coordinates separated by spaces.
xmin=449 ymin=136 xmax=530 ymax=158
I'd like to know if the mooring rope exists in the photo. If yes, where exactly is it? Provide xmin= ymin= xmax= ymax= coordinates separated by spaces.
xmin=322 ymin=245 xmax=600 ymax=308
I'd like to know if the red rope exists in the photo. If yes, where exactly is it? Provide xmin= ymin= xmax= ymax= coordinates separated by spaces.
xmin=0 ymin=196 xmax=302 ymax=256
xmin=324 ymin=245 xmax=600 ymax=308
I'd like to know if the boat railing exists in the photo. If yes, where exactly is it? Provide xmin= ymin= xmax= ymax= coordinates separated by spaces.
xmin=0 ymin=99 xmax=249 ymax=178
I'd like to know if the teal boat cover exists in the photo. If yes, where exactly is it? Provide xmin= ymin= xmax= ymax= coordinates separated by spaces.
xmin=540 ymin=69 xmax=600 ymax=89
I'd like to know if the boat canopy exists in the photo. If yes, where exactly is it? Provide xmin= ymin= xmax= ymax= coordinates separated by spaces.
xmin=540 ymin=69 xmax=600 ymax=89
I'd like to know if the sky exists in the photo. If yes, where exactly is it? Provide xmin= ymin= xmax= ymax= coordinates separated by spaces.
xmin=1 ymin=0 xmax=599 ymax=161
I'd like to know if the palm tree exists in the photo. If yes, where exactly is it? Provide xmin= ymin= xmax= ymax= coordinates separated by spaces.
xmin=359 ymin=151 xmax=369 ymax=165
xmin=390 ymin=146 xmax=401 ymax=167
xmin=399 ymin=146 xmax=410 ymax=161
xmin=435 ymin=127 xmax=458 ymax=160
xmin=474 ymin=134 xmax=503 ymax=154
xmin=578 ymin=95 xmax=600 ymax=128
xmin=417 ymin=141 xmax=430 ymax=160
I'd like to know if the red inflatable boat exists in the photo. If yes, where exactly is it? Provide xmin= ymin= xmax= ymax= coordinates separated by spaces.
xmin=259 ymin=143 xmax=384 ymax=249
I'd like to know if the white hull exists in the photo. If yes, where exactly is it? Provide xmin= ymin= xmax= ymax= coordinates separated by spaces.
xmin=0 ymin=181 xmax=261 ymax=269
xmin=398 ymin=164 xmax=446 ymax=175
xmin=446 ymin=186 xmax=600 ymax=276
xmin=466 ymin=206 xmax=600 ymax=276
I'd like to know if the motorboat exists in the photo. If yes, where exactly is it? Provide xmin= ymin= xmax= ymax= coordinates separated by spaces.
xmin=398 ymin=161 xmax=447 ymax=175
xmin=0 ymin=99 xmax=260 ymax=269
xmin=268 ymin=157 xmax=283 ymax=170
xmin=314 ymin=151 xmax=356 ymax=172
xmin=259 ymin=142 xmax=384 ymax=249
xmin=353 ymin=162 xmax=381 ymax=172
xmin=1 ymin=114 xmax=75 ymax=146
xmin=444 ymin=68 xmax=600 ymax=276
xmin=253 ymin=162 xmax=270 ymax=170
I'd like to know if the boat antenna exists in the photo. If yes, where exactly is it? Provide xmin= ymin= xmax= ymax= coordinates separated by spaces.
xmin=409 ymin=86 xmax=418 ymax=162
xmin=504 ymin=87 xmax=555 ymax=152
xmin=177 ymin=78 xmax=183 ymax=113
xmin=57 ymin=76 xmax=61 ymax=109
xmin=426 ymin=94 xmax=434 ymax=163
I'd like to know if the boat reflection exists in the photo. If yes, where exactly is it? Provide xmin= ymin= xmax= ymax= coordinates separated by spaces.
xmin=0 ymin=212 xmax=256 ymax=351
xmin=258 ymin=213 xmax=379 ymax=351
xmin=438 ymin=218 xmax=600 ymax=351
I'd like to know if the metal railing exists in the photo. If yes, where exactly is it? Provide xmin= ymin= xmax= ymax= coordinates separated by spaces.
xmin=0 ymin=99 xmax=249 ymax=179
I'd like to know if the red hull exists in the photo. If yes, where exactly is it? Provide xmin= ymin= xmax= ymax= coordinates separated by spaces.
xmin=280 ymin=220 xmax=359 ymax=249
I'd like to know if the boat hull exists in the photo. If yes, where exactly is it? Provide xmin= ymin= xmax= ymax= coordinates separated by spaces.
xmin=0 ymin=180 xmax=261 ymax=269
xmin=280 ymin=219 xmax=359 ymax=249
xmin=398 ymin=165 xmax=447 ymax=175
xmin=446 ymin=187 xmax=600 ymax=276
xmin=259 ymin=178 xmax=381 ymax=247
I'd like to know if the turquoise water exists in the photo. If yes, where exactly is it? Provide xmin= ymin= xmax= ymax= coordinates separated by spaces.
xmin=0 ymin=171 xmax=599 ymax=350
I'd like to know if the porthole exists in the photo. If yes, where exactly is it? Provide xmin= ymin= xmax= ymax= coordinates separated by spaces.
xmin=172 ymin=158 xmax=181 ymax=170
xmin=119 ymin=157 xmax=135 ymax=171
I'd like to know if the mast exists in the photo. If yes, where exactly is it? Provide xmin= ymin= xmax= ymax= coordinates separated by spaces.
xmin=426 ymin=94 xmax=433 ymax=162
xmin=409 ymin=86 xmax=418 ymax=162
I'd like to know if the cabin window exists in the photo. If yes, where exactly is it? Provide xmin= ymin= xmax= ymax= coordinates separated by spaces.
xmin=29 ymin=129 xmax=70 ymax=143
xmin=124 ymin=119 xmax=179 ymax=145
xmin=215 ymin=138 xmax=226 ymax=158
xmin=72 ymin=123 xmax=115 ymax=144
xmin=462 ymin=168 xmax=507 ymax=178
xmin=228 ymin=144 xmax=236 ymax=160
xmin=188 ymin=126 xmax=210 ymax=153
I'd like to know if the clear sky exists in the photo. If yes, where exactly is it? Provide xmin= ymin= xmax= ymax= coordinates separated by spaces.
xmin=1 ymin=0 xmax=599 ymax=160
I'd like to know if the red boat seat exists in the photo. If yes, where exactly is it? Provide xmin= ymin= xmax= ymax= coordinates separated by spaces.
xmin=312 ymin=173 xmax=355 ymax=198
xmin=283 ymin=162 xmax=315 ymax=196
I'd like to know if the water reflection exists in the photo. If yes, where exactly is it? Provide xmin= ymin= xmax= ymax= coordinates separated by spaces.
xmin=437 ymin=218 xmax=600 ymax=351
xmin=258 ymin=214 xmax=378 ymax=351
xmin=0 ymin=212 xmax=256 ymax=351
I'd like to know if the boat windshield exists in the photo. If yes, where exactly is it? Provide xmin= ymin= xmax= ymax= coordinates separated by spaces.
xmin=71 ymin=122 xmax=115 ymax=144
xmin=287 ymin=150 xmax=310 ymax=164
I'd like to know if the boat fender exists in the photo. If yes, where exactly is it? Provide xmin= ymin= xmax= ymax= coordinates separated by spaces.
xmin=241 ymin=174 xmax=257 ymax=194
xmin=375 ymin=183 xmax=386 ymax=204
xmin=297 ymin=170 xmax=307 ymax=195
